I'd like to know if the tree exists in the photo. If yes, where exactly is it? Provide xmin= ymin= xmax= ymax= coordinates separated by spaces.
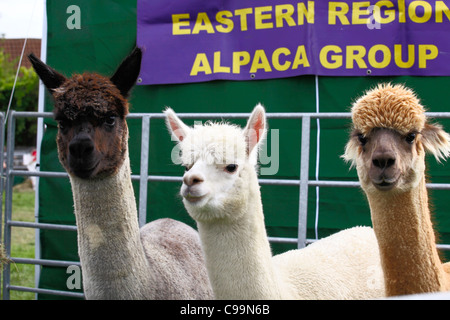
xmin=0 ymin=47 xmax=39 ymax=146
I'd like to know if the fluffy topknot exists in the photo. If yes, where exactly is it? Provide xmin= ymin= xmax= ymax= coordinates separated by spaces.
xmin=351 ymin=83 xmax=426 ymax=135
xmin=180 ymin=121 xmax=248 ymax=167
xmin=53 ymin=73 xmax=129 ymax=121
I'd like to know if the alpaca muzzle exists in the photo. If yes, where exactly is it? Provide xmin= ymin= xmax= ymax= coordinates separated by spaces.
xmin=68 ymin=133 xmax=100 ymax=179
xmin=369 ymin=147 xmax=400 ymax=191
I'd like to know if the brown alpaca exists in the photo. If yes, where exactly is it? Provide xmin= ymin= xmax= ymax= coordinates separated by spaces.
xmin=28 ymin=48 xmax=213 ymax=299
xmin=343 ymin=83 xmax=450 ymax=296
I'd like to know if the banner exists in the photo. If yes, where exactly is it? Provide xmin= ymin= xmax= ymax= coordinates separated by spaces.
xmin=137 ymin=0 xmax=450 ymax=85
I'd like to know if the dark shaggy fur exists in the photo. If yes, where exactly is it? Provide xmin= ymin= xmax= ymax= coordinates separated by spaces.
xmin=29 ymin=48 xmax=142 ymax=179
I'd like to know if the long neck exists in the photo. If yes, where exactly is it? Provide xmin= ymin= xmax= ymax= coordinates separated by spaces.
xmin=197 ymin=165 xmax=283 ymax=299
xmin=367 ymin=176 xmax=446 ymax=296
xmin=69 ymin=155 xmax=153 ymax=299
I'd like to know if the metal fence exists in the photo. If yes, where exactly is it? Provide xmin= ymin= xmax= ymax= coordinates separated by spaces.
xmin=1 ymin=110 xmax=450 ymax=299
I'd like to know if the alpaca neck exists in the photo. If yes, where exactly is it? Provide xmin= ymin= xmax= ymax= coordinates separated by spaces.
xmin=367 ymin=176 xmax=446 ymax=296
xmin=70 ymin=155 xmax=153 ymax=299
xmin=196 ymin=165 xmax=283 ymax=299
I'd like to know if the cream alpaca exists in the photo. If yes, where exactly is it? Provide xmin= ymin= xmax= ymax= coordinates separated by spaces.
xmin=29 ymin=49 xmax=213 ymax=300
xmin=343 ymin=83 xmax=450 ymax=296
xmin=166 ymin=105 xmax=385 ymax=299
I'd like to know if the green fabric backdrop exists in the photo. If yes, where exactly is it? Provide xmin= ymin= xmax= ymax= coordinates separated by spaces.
xmin=37 ymin=0 xmax=450 ymax=298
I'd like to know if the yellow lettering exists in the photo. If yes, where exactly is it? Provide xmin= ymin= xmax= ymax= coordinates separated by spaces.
xmin=409 ymin=1 xmax=432 ymax=23
xmin=233 ymin=51 xmax=251 ymax=73
xmin=373 ymin=1 xmax=395 ymax=24
xmin=320 ymin=45 xmax=343 ymax=69
xmin=190 ymin=53 xmax=212 ymax=76
xmin=435 ymin=1 xmax=450 ymax=22
xmin=292 ymin=45 xmax=310 ymax=69
xmin=368 ymin=45 xmax=391 ymax=68
xmin=192 ymin=12 xmax=215 ymax=34
xmin=172 ymin=13 xmax=190 ymax=35
xmin=255 ymin=6 xmax=273 ymax=29
xmin=213 ymin=52 xmax=230 ymax=73
xmin=250 ymin=50 xmax=272 ymax=73
xmin=216 ymin=11 xmax=234 ymax=33
xmin=398 ymin=0 xmax=406 ymax=22
xmin=275 ymin=5 xmax=296 ymax=28
xmin=418 ymin=44 xmax=438 ymax=68
xmin=394 ymin=44 xmax=415 ymax=68
xmin=352 ymin=1 xmax=371 ymax=24
xmin=346 ymin=46 xmax=367 ymax=69
xmin=329 ymin=2 xmax=350 ymax=25
xmin=234 ymin=8 xmax=253 ymax=31
xmin=298 ymin=2 xmax=315 ymax=24
xmin=272 ymin=48 xmax=291 ymax=71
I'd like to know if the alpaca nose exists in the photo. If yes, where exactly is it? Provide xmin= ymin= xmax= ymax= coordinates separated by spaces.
xmin=183 ymin=173 xmax=204 ymax=186
xmin=372 ymin=152 xmax=396 ymax=169
xmin=69 ymin=135 xmax=94 ymax=159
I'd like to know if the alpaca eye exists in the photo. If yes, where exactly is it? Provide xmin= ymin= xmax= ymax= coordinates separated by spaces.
xmin=405 ymin=132 xmax=416 ymax=144
xmin=104 ymin=116 xmax=116 ymax=127
xmin=357 ymin=134 xmax=368 ymax=146
xmin=183 ymin=164 xmax=192 ymax=172
xmin=57 ymin=120 xmax=69 ymax=132
xmin=225 ymin=164 xmax=238 ymax=173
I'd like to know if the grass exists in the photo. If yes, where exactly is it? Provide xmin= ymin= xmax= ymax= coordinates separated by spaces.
xmin=2 ymin=179 xmax=36 ymax=300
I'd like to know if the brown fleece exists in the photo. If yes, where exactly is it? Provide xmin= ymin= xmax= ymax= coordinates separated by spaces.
xmin=351 ymin=83 xmax=426 ymax=136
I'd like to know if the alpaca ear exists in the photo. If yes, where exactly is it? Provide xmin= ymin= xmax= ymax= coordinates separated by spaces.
xmin=421 ymin=122 xmax=450 ymax=162
xmin=244 ymin=103 xmax=267 ymax=156
xmin=28 ymin=53 xmax=67 ymax=93
xmin=164 ymin=107 xmax=191 ymax=142
xmin=110 ymin=47 xmax=142 ymax=98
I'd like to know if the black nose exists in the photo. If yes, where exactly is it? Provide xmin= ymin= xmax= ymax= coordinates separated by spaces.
xmin=69 ymin=135 xmax=94 ymax=159
xmin=372 ymin=153 xmax=396 ymax=169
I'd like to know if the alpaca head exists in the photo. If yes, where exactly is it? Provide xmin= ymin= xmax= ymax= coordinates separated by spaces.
xmin=165 ymin=105 xmax=266 ymax=222
xmin=343 ymin=83 xmax=450 ymax=194
xmin=29 ymin=48 xmax=142 ymax=179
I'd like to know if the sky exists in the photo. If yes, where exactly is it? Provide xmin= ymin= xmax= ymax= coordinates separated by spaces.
xmin=0 ymin=0 xmax=44 ymax=39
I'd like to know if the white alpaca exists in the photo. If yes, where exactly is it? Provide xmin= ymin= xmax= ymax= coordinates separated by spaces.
xmin=165 ymin=105 xmax=385 ymax=299
xmin=29 ymin=48 xmax=213 ymax=300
